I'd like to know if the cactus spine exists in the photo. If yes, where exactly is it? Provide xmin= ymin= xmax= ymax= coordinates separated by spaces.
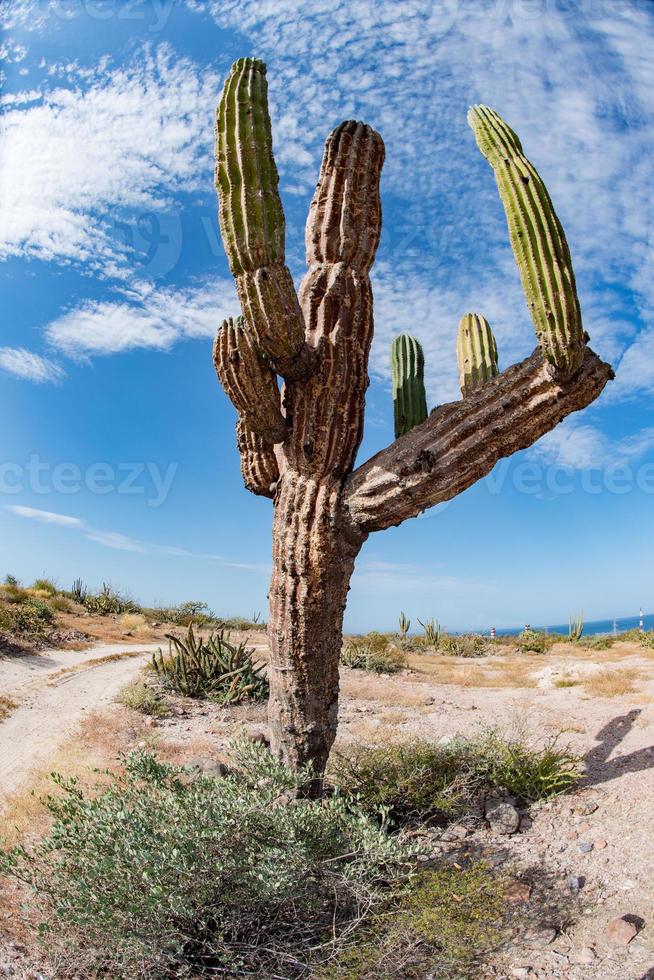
xmin=391 ymin=334 xmax=428 ymax=438
xmin=468 ymin=105 xmax=585 ymax=375
xmin=456 ymin=313 xmax=499 ymax=396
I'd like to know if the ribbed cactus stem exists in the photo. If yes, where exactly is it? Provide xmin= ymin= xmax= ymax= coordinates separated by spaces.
xmin=236 ymin=418 xmax=279 ymax=498
xmin=391 ymin=334 xmax=428 ymax=438
xmin=468 ymin=105 xmax=585 ymax=375
xmin=456 ymin=313 xmax=499 ymax=396
xmin=215 ymin=58 xmax=305 ymax=369
xmin=213 ymin=316 xmax=287 ymax=443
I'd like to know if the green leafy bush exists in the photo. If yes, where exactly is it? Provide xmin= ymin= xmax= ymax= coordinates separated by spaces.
xmin=579 ymin=634 xmax=615 ymax=651
xmin=340 ymin=632 xmax=407 ymax=674
xmin=0 ymin=598 xmax=54 ymax=642
xmin=0 ymin=746 xmax=410 ymax=978
xmin=330 ymin=732 xmax=580 ymax=827
xmin=32 ymin=578 xmax=58 ymax=596
xmin=318 ymin=863 xmax=507 ymax=980
xmin=116 ymin=681 xmax=170 ymax=718
xmin=151 ymin=625 xmax=268 ymax=703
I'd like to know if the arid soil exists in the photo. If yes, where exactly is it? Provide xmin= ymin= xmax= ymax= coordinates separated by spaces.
xmin=1 ymin=632 xmax=653 ymax=979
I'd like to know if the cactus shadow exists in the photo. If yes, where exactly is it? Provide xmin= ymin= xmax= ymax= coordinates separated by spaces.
xmin=583 ymin=710 xmax=654 ymax=787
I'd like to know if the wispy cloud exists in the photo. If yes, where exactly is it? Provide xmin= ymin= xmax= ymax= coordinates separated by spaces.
xmin=351 ymin=555 xmax=494 ymax=596
xmin=4 ymin=505 xmax=268 ymax=571
xmin=6 ymin=505 xmax=83 ymax=527
xmin=529 ymin=418 xmax=654 ymax=471
xmin=0 ymin=44 xmax=218 ymax=273
xmin=0 ymin=347 xmax=64 ymax=384
xmin=46 ymin=278 xmax=236 ymax=359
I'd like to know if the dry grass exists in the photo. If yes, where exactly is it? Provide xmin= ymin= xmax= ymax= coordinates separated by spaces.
xmin=120 ymin=612 xmax=149 ymax=633
xmin=413 ymin=655 xmax=539 ymax=689
xmin=583 ymin=667 xmax=642 ymax=698
xmin=0 ymin=695 xmax=18 ymax=722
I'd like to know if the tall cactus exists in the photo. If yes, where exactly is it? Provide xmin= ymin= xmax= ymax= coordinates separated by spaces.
xmin=456 ymin=313 xmax=499 ymax=396
xmin=468 ymin=105 xmax=585 ymax=375
xmin=212 ymin=60 xmax=612 ymax=779
xmin=391 ymin=334 xmax=428 ymax=437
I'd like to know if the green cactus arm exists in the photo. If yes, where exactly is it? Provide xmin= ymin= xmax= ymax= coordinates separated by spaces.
xmin=215 ymin=58 xmax=308 ymax=374
xmin=468 ymin=105 xmax=585 ymax=375
xmin=391 ymin=334 xmax=428 ymax=438
xmin=456 ymin=313 xmax=499 ymax=396
xmin=213 ymin=315 xmax=287 ymax=443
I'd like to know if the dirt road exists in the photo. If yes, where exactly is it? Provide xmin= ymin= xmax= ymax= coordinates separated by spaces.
xmin=0 ymin=643 xmax=160 ymax=805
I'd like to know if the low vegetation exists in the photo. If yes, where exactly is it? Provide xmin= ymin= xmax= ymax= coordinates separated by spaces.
xmin=513 ymin=629 xmax=558 ymax=654
xmin=151 ymin=625 xmax=268 ymax=703
xmin=584 ymin=666 xmax=641 ymax=698
xmin=329 ymin=732 xmax=580 ymax=828
xmin=341 ymin=632 xmax=408 ymax=673
xmin=0 ymin=695 xmax=18 ymax=722
xmin=116 ymin=681 xmax=170 ymax=718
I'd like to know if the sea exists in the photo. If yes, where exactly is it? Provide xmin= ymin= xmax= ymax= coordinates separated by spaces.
xmin=490 ymin=612 xmax=654 ymax=639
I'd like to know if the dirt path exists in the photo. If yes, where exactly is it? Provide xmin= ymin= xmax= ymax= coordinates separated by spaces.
xmin=0 ymin=643 xmax=160 ymax=805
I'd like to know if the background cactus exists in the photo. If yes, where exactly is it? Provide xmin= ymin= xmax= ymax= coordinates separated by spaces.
xmin=212 ymin=59 xmax=612 ymax=777
xmin=391 ymin=334 xmax=428 ymax=438
xmin=456 ymin=313 xmax=499 ymax=395
xmin=398 ymin=611 xmax=411 ymax=637
xmin=152 ymin=624 xmax=268 ymax=703
xmin=468 ymin=105 xmax=585 ymax=375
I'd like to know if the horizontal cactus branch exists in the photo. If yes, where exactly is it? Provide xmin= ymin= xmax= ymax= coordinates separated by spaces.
xmin=236 ymin=418 xmax=279 ymax=498
xmin=213 ymin=316 xmax=287 ymax=444
xmin=468 ymin=105 xmax=585 ymax=375
xmin=215 ymin=58 xmax=307 ymax=373
xmin=391 ymin=334 xmax=428 ymax=438
xmin=456 ymin=313 xmax=499 ymax=396
xmin=305 ymin=120 xmax=385 ymax=273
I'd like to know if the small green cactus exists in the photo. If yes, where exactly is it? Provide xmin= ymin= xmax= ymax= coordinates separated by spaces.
xmin=468 ymin=105 xmax=585 ymax=375
xmin=568 ymin=612 xmax=584 ymax=642
xmin=456 ymin=313 xmax=499 ymax=396
xmin=418 ymin=618 xmax=441 ymax=645
xmin=398 ymin=611 xmax=411 ymax=637
xmin=391 ymin=334 xmax=428 ymax=438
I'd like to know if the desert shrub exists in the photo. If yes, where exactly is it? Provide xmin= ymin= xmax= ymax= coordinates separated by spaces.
xmin=0 ymin=695 xmax=18 ymax=722
xmin=0 ymin=583 xmax=31 ymax=604
xmin=84 ymin=583 xmax=140 ymax=616
xmin=514 ymin=629 xmax=557 ymax=654
xmin=50 ymin=594 xmax=74 ymax=613
xmin=116 ymin=681 xmax=169 ymax=718
xmin=151 ymin=625 xmax=268 ymax=703
xmin=330 ymin=732 xmax=580 ymax=827
xmin=318 ymin=863 xmax=507 ymax=980
xmin=0 ymin=746 xmax=410 ymax=978
xmin=3 ymin=574 xmax=18 ymax=587
xmin=0 ymin=598 xmax=54 ymax=642
xmin=216 ymin=615 xmax=266 ymax=631
xmin=340 ymin=633 xmax=407 ymax=674
xmin=579 ymin=634 xmax=615 ymax=651
xmin=120 ymin=612 xmax=148 ymax=632
xmin=32 ymin=578 xmax=57 ymax=596
xmin=436 ymin=632 xmax=490 ymax=658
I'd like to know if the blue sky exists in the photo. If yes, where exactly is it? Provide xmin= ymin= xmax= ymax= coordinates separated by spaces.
xmin=1 ymin=0 xmax=654 ymax=632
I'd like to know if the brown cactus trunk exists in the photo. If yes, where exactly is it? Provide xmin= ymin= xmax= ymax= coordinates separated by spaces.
xmin=267 ymin=475 xmax=365 ymax=774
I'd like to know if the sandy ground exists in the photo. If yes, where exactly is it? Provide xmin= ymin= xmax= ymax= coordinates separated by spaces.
xmin=1 ymin=636 xmax=653 ymax=978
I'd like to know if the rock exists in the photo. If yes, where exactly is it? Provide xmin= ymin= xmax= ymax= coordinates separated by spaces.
xmin=524 ymin=926 xmax=557 ymax=946
xmin=143 ymin=716 xmax=157 ymax=728
xmin=575 ymin=800 xmax=599 ymax=815
xmin=510 ymin=968 xmax=530 ymax=978
xmin=605 ymin=915 xmax=638 ymax=946
xmin=186 ymin=756 xmax=229 ymax=778
xmin=505 ymin=879 xmax=532 ymax=904
xmin=485 ymin=798 xmax=520 ymax=834
xmin=440 ymin=824 xmax=469 ymax=842
xmin=568 ymin=875 xmax=585 ymax=894
xmin=519 ymin=816 xmax=533 ymax=832
xmin=248 ymin=730 xmax=270 ymax=746
xmin=577 ymin=820 xmax=591 ymax=833
xmin=594 ymin=838 xmax=607 ymax=850
xmin=576 ymin=946 xmax=597 ymax=964
xmin=577 ymin=841 xmax=593 ymax=853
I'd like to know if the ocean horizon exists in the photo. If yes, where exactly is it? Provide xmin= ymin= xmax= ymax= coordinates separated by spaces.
xmin=481 ymin=611 xmax=653 ymax=638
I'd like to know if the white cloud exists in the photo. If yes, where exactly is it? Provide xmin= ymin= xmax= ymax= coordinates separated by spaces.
xmin=46 ymin=278 xmax=236 ymax=358
xmin=0 ymin=45 xmax=218 ymax=271
xmin=5 ymin=505 xmax=83 ymax=527
xmin=529 ymin=419 xmax=654 ymax=471
xmin=4 ymin=504 xmax=267 ymax=570
xmin=0 ymin=347 xmax=64 ymax=383
xmin=352 ymin=555 xmax=494 ymax=596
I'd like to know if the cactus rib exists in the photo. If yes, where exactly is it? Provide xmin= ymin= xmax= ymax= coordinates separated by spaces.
xmin=213 ymin=316 xmax=287 ymax=443
xmin=456 ymin=313 xmax=499 ymax=396
xmin=391 ymin=334 xmax=428 ymax=438
xmin=468 ymin=105 xmax=585 ymax=375
xmin=236 ymin=417 xmax=279 ymax=498
xmin=215 ymin=58 xmax=305 ymax=367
